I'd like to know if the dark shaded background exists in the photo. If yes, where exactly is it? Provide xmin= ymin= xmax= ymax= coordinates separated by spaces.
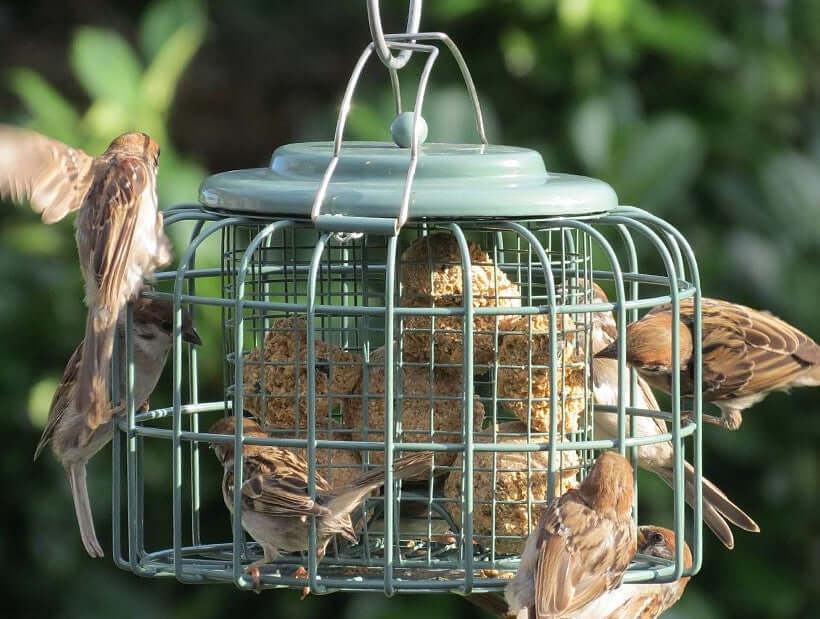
xmin=2 ymin=1 xmax=820 ymax=617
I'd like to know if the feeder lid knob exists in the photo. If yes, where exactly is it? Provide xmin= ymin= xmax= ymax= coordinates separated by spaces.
xmin=391 ymin=112 xmax=428 ymax=148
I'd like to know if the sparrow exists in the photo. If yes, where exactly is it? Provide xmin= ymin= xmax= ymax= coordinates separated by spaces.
xmin=33 ymin=297 xmax=201 ymax=557
xmin=596 ymin=297 xmax=820 ymax=430
xmin=209 ymin=416 xmax=432 ymax=590
xmin=586 ymin=287 xmax=758 ymax=548
xmin=566 ymin=525 xmax=692 ymax=618
xmin=593 ymin=357 xmax=759 ymax=549
xmin=505 ymin=451 xmax=636 ymax=619
xmin=1 ymin=127 xmax=172 ymax=426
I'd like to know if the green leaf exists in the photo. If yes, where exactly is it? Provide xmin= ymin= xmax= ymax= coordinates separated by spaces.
xmin=70 ymin=27 xmax=143 ymax=103
xmin=139 ymin=0 xmax=205 ymax=60
xmin=609 ymin=114 xmax=704 ymax=211
xmin=6 ymin=68 xmax=81 ymax=143
xmin=631 ymin=1 xmax=729 ymax=65
xmin=141 ymin=19 xmax=206 ymax=114
xmin=569 ymin=97 xmax=614 ymax=172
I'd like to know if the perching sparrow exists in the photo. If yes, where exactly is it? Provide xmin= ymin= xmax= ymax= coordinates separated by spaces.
xmin=34 ymin=297 xmax=201 ymax=557
xmin=596 ymin=297 xmax=820 ymax=430
xmin=587 ymin=288 xmax=759 ymax=548
xmin=0 ymin=127 xmax=173 ymax=426
xmin=505 ymin=451 xmax=636 ymax=619
xmin=567 ymin=525 xmax=692 ymax=618
xmin=209 ymin=416 xmax=432 ymax=589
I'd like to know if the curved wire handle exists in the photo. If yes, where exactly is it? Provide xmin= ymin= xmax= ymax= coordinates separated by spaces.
xmin=310 ymin=33 xmax=489 ymax=234
xmin=367 ymin=0 xmax=421 ymax=69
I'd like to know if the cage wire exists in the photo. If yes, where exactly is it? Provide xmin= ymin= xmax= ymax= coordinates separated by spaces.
xmin=110 ymin=0 xmax=703 ymax=597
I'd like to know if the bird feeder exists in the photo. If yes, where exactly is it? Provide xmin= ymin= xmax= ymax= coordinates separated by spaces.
xmin=113 ymin=0 xmax=704 ymax=596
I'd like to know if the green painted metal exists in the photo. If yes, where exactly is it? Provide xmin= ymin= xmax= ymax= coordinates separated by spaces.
xmin=111 ymin=205 xmax=702 ymax=594
xmin=198 ymin=142 xmax=618 ymax=220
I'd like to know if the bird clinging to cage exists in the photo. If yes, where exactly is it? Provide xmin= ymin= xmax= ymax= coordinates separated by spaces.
xmin=505 ymin=451 xmax=636 ymax=619
xmin=242 ymin=316 xmax=362 ymax=429
xmin=588 ymin=285 xmax=759 ymax=549
xmin=208 ymin=416 xmax=432 ymax=591
xmin=33 ymin=297 xmax=201 ymax=557
xmin=496 ymin=313 xmax=586 ymax=434
xmin=565 ymin=526 xmax=692 ymax=618
xmin=596 ymin=297 xmax=820 ymax=430
xmin=443 ymin=421 xmax=580 ymax=555
xmin=400 ymin=232 xmax=521 ymax=371
xmin=342 ymin=345 xmax=484 ymax=477
xmin=1 ymin=127 xmax=173 ymax=428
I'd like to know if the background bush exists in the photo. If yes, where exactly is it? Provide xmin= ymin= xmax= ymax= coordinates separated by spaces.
xmin=2 ymin=1 xmax=819 ymax=617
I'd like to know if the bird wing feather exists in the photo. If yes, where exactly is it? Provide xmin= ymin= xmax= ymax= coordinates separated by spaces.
xmin=0 ymin=125 xmax=94 ymax=223
xmin=534 ymin=493 xmax=635 ymax=618
xmin=33 ymin=342 xmax=83 ymax=460
xmin=225 ymin=451 xmax=333 ymax=517
xmin=80 ymin=157 xmax=150 ymax=322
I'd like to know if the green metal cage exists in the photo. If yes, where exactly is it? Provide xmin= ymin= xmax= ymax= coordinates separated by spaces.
xmin=111 ymin=0 xmax=703 ymax=597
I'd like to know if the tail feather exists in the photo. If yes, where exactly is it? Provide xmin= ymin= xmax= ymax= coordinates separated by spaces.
xmin=75 ymin=307 xmax=117 ymax=429
xmin=68 ymin=463 xmax=104 ymax=558
xmin=462 ymin=593 xmax=513 ymax=618
xmin=327 ymin=451 xmax=433 ymax=516
xmin=656 ymin=462 xmax=759 ymax=549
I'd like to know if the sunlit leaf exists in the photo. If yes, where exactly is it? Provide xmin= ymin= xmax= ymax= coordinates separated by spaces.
xmin=70 ymin=27 xmax=142 ymax=103
xmin=139 ymin=0 xmax=204 ymax=60
xmin=6 ymin=68 xmax=81 ymax=143
xmin=142 ymin=19 xmax=206 ymax=114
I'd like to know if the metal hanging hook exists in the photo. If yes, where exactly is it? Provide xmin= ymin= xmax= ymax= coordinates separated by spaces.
xmin=367 ymin=0 xmax=421 ymax=69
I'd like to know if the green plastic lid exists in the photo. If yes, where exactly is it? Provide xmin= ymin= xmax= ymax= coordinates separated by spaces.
xmin=198 ymin=141 xmax=617 ymax=222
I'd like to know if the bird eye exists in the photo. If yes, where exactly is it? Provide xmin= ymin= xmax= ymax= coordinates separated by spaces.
xmin=651 ymin=532 xmax=664 ymax=545
xmin=161 ymin=320 xmax=173 ymax=332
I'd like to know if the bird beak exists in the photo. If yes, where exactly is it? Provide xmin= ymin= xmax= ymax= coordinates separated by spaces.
xmin=594 ymin=340 xmax=618 ymax=359
xmin=183 ymin=328 xmax=202 ymax=346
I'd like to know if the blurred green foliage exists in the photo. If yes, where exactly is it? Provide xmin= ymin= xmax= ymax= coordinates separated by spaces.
xmin=2 ymin=0 xmax=820 ymax=618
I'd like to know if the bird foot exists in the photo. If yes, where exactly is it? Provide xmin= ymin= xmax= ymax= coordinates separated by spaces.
xmin=680 ymin=409 xmax=740 ymax=429
xmin=244 ymin=565 xmax=263 ymax=593
xmin=292 ymin=566 xmax=310 ymax=598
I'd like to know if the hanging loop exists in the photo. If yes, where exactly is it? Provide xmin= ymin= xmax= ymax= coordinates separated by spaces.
xmin=367 ymin=0 xmax=421 ymax=69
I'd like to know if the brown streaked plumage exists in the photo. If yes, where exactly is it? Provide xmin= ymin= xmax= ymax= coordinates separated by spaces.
xmin=0 ymin=125 xmax=94 ymax=223
xmin=1 ymin=127 xmax=172 ymax=429
xmin=596 ymin=297 xmax=820 ymax=430
xmin=73 ymin=132 xmax=172 ymax=427
xmin=209 ymin=417 xmax=433 ymax=589
xmin=566 ymin=526 xmax=691 ymax=618
xmin=505 ymin=451 xmax=636 ymax=619
xmin=589 ymin=288 xmax=758 ymax=548
xmin=34 ymin=298 xmax=200 ymax=557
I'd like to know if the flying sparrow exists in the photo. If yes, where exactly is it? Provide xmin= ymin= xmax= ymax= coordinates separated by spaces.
xmin=33 ymin=297 xmax=201 ymax=557
xmin=505 ymin=451 xmax=636 ymax=619
xmin=596 ymin=297 xmax=820 ymax=430
xmin=0 ymin=127 xmax=173 ymax=427
xmin=567 ymin=525 xmax=692 ymax=618
xmin=209 ymin=416 xmax=432 ymax=590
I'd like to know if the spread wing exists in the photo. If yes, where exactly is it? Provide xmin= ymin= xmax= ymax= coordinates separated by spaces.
xmin=33 ymin=342 xmax=83 ymax=460
xmin=534 ymin=492 xmax=635 ymax=618
xmin=0 ymin=125 xmax=94 ymax=223
xmin=77 ymin=156 xmax=151 ymax=316
xmin=225 ymin=450 xmax=333 ymax=518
